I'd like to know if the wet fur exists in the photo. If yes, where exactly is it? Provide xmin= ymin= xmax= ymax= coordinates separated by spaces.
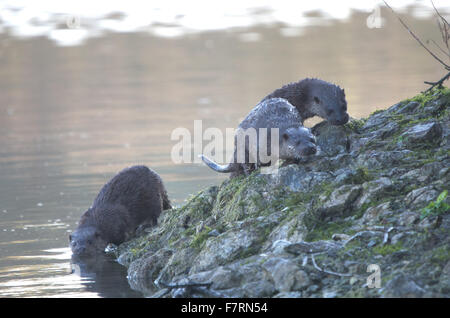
xmin=263 ymin=78 xmax=349 ymax=125
xmin=201 ymin=98 xmax=317 ymax=177
xmin=70 ymin=165 xmax=171 ymax=257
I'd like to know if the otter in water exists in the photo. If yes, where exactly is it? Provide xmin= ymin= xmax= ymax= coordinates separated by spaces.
xmin=201 ymin=98 xmax=317 ymax=177
xmin=69 ymin=165 xmax=171 ymax=257
xmin=262 ymin=78 xmax=349 ymax=125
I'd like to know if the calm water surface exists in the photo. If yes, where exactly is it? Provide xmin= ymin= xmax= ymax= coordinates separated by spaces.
xmin=0 ymin=3 xmax=448 ymax=297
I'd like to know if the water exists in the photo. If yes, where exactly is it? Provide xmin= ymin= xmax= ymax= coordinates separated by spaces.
xmin=0 ymin=1 xmax=449 ymax=297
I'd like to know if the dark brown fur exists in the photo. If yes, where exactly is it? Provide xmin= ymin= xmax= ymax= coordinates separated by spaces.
xmin=263 ymin=78 xmax=349 ymax=125
xmin=69 ymin=165 xmax=171 ymax=257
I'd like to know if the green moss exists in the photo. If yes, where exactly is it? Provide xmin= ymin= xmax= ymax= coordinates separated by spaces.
xmin=304 ymin=219 xmax=355 ymax=242
xmin=283 ymin=192 xmax=310 ymax=208
xmin=282 ymin=182 xmax=335 ymax=232
xmin=237 ymin=245 xmax=261 ymax=259
xmin=344 ymin=118 xmax=367 ymax=132
xmin=400 ymin=148 xmax=436 ymax=167
xmin=260 ymin=224 xmax=274 ymax=241
xmin=215 ymin=222 xmax=227 ymax=234
xmin=191 ymin=226 xmax=212 ymax=250
xmin=370 ymin=109 xmax=385 ymax=116
xmin=249 ymin=193 xmax=265 ymax=211
xmin=420 ymin=190 xmax=450 ymax=220
xmin=344 ymin=289 xmax=368 ymax=298
xmin=435 ymin=148 xmax=450 ymax=158
xmin=430 ymin=245 xmax=450 ymax=264
xmin=129 ymin=248 xmax=140 ymax=256
xmin=371 ymin=87 xmax=449 ymax=153
xmin=406 ymin=86 xmax=450 ymax=107
xmin=286 ymin=221 xmax=297 ymax=238
xmin=342 ymin=239 xmax=363 ymax=251
xmin=350 ymin=166 xmax=373 ymax=184
xmin=372 ymin=242 xmax=403 ymax=256
xmin=213 ymin=173 xmax=268 ymax=221
xmin=353 ymin=202 xmax=373 ymax=219
xmin=215 ymin=176 xmax=247 ymax=208
xmin=182 ymin=227 xmax=196 ymax=237
xmin=169 ymin=186 xmax=218 ymax=227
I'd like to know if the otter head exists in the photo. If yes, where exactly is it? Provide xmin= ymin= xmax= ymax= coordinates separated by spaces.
xmin=69 ymin=226 xmax=107 ymax=258
xmin=308 ymin=81 xmax=349 ymax=125
xmin=280 ymin=126 xmax=317 ymax=160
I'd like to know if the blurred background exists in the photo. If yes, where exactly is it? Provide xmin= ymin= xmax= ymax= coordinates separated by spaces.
xmin=0 ymin=0 xmax=449 ymax=297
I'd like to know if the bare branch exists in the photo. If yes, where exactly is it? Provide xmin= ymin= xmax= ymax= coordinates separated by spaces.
xmin=424 ymin=71 xmax=450 ymax=91
xmin=436 ymin=19 xmax=449 ymax=54
xmin=310 ymin=254 xmax=352 ymax=277
xmin=431 ymin=0 xmax=450 ymax=28
xmin=430 ymin=39 xmax=450 ymax=58
xmin=383 ymin=0 xmax=450 ymax=69
xmin=432 ymin=2 xmax=449 ymax=56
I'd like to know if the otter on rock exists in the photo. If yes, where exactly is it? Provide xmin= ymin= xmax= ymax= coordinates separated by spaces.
xmin=201 ymin=98 xmax=317 ymax=177
xmin=69 ymin=165 xmax=171 ymax=257
xmin=263 ymin=78 xmax=349 ymax=125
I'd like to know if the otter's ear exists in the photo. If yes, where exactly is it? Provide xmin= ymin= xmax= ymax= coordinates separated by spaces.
xmin=314 ymin=96 xmax=320 ymax=104
xmin=282 ymin=133 xmax=289 ymax=141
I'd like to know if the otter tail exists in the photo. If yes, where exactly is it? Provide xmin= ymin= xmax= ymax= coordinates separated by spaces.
xmin=200 ymin=154 xmax=233 ymax=173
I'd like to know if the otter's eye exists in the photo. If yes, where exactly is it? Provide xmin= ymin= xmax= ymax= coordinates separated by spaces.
xmin=314 ymin=96 xmax=320 ymax=104
xmin=87 ymin=240 xmax=92 ymax=245
xmin=326 ymin=109 xmax=334 ymax=116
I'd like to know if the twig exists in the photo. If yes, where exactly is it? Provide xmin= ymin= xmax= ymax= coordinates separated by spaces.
xmin=343 ymin=230 xmax=383 ymax=248
xmin=424 ymin=71 xmax=450 ymax=91
xmin=430 ymin=39 xmax=450 ymax=58
xmin=157 ymin=280 xmax=212 ymax=290
xmin=431 ymin=0 xmax=450 ymax=28
xmin=436 ymin=18 xmax=450 ymax=54
xmin=383 ymin=0 xmax=450 ymax=69
xmin=382 ymin=226 xmax=395 ymax=245
xmin=310 ymin=254 xmax=352 ymax=277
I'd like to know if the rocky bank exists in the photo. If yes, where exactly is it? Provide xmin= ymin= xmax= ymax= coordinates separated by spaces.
xmin=112 ymin=88 xmax=450 ymax=298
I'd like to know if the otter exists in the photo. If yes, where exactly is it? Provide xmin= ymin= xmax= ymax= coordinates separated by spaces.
xmin=262 ymin=78 xmax=349 ymax=125
xmin=69 ymin=165 xmax=171 ymax=257
xmin=201 ymin=98 xmax=317 ymax=177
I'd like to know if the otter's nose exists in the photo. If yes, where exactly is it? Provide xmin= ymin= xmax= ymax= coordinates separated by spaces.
xmin=303 ymin=145 xmax=317 ymax=156
xmin=338 ymin=113 xmax=349 ymax=125
xmin=71 ymin=242 xmax=86 ymax=256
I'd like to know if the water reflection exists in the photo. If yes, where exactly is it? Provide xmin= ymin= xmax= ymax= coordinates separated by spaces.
xmin=0 ymin=247 xmax=142 ymax=297
xmin=70 ymin=254 xmax=143 ymax=298
xmin=0 ymin=248 xmax=94 ymax=297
